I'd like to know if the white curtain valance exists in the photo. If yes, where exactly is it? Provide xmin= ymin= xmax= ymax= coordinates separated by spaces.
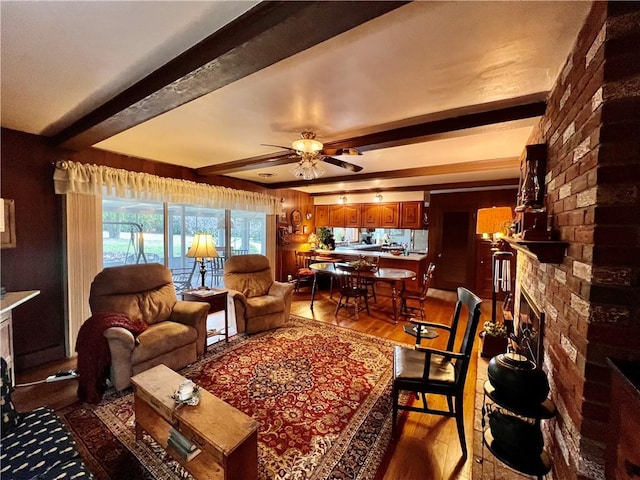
xmin=54 ymin=160 xmax=281 ymax=214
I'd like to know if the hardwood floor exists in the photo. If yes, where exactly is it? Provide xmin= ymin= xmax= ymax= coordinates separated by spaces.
xmin=290 ymin=286 xmax=484 ymax=480
xmin=13 ymin=286 xmax=490 ymax=480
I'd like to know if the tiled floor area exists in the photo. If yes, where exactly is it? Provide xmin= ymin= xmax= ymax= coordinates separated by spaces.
xmin=472 ymin=355 xmax=539 ymax=480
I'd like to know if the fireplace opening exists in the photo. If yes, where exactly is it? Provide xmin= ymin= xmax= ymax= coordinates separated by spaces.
xmin=517 ymin=288 xmax=545 ymax=369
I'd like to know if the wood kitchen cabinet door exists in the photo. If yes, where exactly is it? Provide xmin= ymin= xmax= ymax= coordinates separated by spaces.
xmin=314 ymin=205 xmax=329 ymax=227
xmin=329 ymin=205 xmax=345 ymax=227
xmin=380 ymin=203 xmax=399 ymax=227
xmin=400 ymin=201 xmax=423 ymax=229
xmin=362 ymin=204 xmax=380 ymax=228
xmin=344 ymin=205 xmax=361 ymax=227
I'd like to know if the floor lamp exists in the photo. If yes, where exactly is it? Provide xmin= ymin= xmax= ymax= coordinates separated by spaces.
xmin=476 ymin=207 xmax=514 ymax=324
xmin=186 ymin=233 xmax=219 ymax=289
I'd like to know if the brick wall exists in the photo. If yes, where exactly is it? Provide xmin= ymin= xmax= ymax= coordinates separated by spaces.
xmin=512 ymin=3 xmax=640 ymax=479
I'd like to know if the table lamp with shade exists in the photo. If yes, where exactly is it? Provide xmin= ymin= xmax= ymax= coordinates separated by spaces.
xmin=476 ymin=206 xmax=514 ymax=325
xmin=186 ymin=233 xmax=218 ymax=289
xmin=476 ymin=206 xmax=513 ymax=250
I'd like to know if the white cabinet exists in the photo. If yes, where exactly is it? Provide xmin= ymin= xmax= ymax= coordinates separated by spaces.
xmin=0 ymin=290 xmax=40 ymax=384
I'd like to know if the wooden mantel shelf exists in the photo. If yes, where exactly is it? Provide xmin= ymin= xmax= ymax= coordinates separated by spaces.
xmin=503 ymin=237 xmax=568 ymax=263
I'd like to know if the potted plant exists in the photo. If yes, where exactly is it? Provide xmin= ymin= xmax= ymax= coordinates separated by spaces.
xmin=317 ymin=227 xmax=335 ymax=250
xmin=479 ymin=321 xmax=508 ymax=358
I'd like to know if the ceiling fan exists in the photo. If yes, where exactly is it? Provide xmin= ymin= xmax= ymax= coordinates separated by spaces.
xmin=262 ymin=131 xmax=363 ymax=180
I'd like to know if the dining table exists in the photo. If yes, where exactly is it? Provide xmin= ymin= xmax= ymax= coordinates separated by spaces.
xmin=309 ymin=262 xmax=417 ymax=324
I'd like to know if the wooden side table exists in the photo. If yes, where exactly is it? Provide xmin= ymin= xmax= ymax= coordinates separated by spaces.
xmin=182 ymin=289 xmax=229 ymax=345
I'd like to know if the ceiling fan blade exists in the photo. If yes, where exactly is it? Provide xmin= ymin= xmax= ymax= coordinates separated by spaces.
xmin=322 ymin=147 xmax=362 ymax=156
xmin=261 ymin=143 xmax=295 ymax=151
xmin=321 ymin=156 xmax=363 ymax=172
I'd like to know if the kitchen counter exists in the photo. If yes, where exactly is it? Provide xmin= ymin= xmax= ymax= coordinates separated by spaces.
xmin=322 ymin=248 xmax=428 ymax=261
xmin=334 ymin=243 xmax=380 ymax=251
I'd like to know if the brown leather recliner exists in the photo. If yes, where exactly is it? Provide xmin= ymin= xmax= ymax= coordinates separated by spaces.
xmin=223 ymin=254 xmax=294 ymax=334
xmin=89 ymin=263 xmax=210 ymax=391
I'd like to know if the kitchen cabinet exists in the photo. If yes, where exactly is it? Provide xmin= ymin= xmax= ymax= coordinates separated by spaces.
xmin=400 ymin=201 xmax=424 ymax=229
xmin=344 ymin=205 xmax=361 ymax=227
xmin=329 ymin=205 xmax=345 ymax=227
xmin=315 ymin=201 xmax=421 ymax=228
xmin=362 ymin=204 xmax=380 ymax=228
xmin=380 ymin=203 xmax=399 ymax=227
xmin=314 ymin=205 xmax=329 ymax=227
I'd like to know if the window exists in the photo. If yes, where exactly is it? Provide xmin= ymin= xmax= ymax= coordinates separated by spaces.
xmin=230 ymin=210 xmax=267 ymax=256
xmin=102 ymin=197 xmax=164 ymax=267
xmin=102 ymin=198 xmax=267 ymax=291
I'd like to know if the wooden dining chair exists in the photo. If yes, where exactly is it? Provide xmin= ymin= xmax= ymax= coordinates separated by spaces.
xmin=334 ymin=264 xmax=370 ymax=319
xmin=360 ymin=255 xmax=379 ymax=302
xmin=294 ymin=250 xmax=315 ymax=293
xmin=392 ymin=287 xmax=482 ymax=459
xmin=399 ymin=262 xmax=436 ymax=321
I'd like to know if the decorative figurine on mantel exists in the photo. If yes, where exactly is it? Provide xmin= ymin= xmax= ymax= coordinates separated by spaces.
xmin=513 ymin=144 xmax=553 ymax=241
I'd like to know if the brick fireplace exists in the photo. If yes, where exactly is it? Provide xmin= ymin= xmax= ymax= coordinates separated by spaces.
xmin=507 ymin=3 xmax=640 ymax=479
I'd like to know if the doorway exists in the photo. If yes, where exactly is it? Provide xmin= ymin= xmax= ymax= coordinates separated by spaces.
xmin=435 ymin=211 xmax=473 ymax=291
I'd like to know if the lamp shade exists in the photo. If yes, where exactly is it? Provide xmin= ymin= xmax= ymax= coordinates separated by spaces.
xmin=292 ymin=131 xmax=323 ymax=153
xmin=476 ymin=207 xmax=513 ymax=236
xmin=186 ymin=233 xmax=218 ymax=259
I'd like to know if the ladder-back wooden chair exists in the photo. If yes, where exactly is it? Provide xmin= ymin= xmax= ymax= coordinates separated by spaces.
xmin=334 ymin=263 xmax=370 ymax=319
xmin=399 ymin=262 xmax=436 ymax=321
xmin=392 ymin=287 xmax=482 ymax=459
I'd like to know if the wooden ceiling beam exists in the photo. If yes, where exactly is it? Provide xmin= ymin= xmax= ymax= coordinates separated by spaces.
xmin=49 ymin=1 xmax=409 ymax=150
xmin=195 ymin=97 xmax=544 ymax=176
xmin=266 ymin=157 xmax=520 ymax=189
xmin=323 ymin=99 xmax=546 ymax=152
xmin=307 ymin=177 xmax=520 ymax=195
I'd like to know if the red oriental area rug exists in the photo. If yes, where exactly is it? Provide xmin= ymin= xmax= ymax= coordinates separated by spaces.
xmin=60 ymin=316 xmax=404 ymax=480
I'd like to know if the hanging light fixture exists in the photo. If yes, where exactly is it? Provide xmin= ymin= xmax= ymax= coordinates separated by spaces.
xmin=338 ymin=195 xmax=347 ymax=204
xmin=290 ymin=154 xmax=325 ymax=180
xmin=292 ymin=131 xmax=323 ymax=153
xmin=289 ymin=131 xmax=326 ymax=180
xmin=375 ymin=193 xmax=383 ymax=203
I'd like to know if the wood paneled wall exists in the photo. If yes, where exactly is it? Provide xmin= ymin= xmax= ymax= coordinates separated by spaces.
xmin=273 ymin=188 xmax=315 ymax=282
xmin=427 ymin=189 xmax=518 ymax=294
xmin=0 ymin=127 xmax=306 ymax=371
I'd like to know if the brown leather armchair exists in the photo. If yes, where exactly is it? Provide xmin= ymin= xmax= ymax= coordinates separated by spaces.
xmin=89 ymin=263 xmax=210 ymax=391
xmin=223 ymin=254 xmax=294 ymax=334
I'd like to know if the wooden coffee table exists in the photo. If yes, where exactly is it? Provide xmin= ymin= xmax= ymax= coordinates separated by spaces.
xmin=131 ymin=364 xmax=258 ymax=480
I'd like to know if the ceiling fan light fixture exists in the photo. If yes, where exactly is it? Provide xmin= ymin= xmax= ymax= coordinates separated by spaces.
xmin=292 ymin=131 xmax=323 ymax=153
xmin=290 ymin=157 xmax=325 ymax=181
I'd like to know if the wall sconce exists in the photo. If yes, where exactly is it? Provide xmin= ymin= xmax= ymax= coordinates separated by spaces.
xmin=374 ymin=193 xmax=383 ymax=203
xmin=338 ymin=195 xmax=347 ymax=204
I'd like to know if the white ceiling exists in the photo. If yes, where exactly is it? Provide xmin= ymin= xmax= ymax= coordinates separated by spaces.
xmin=1 ymin=1 xmax=592 ymax=196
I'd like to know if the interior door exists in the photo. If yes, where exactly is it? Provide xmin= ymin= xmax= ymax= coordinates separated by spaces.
xmin=435 ymin=211 xmax=472 ymax=291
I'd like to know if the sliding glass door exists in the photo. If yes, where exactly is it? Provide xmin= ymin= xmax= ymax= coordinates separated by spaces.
xmin=102 ymin=198 xmax=164 ymax=267
xmin=102 ymin=197 xmax=266 ymax=291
